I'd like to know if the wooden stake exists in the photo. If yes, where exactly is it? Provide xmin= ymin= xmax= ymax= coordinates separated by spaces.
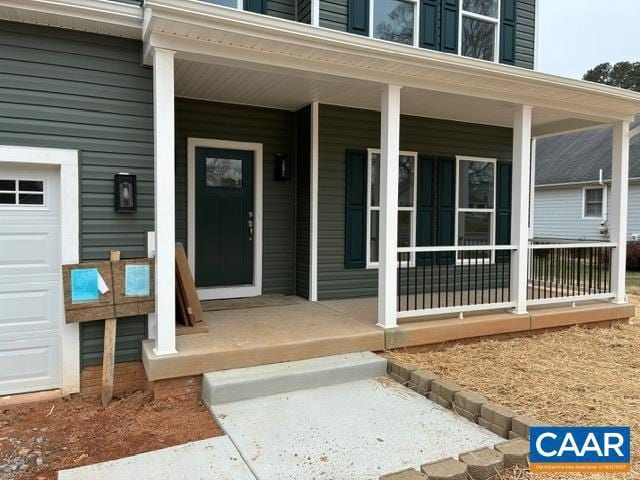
xmin=101 ymin=250 xmax=120 ymax=407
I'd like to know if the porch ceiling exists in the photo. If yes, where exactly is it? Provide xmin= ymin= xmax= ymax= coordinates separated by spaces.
xmin=173 ymin=58 xmax=607 ymax=135
xmin=145 ymin=0 xmax=640 ymax=136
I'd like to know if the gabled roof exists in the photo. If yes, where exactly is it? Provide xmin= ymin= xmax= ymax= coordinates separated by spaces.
xmin=535 ymin=116 xmax=640 ymax=186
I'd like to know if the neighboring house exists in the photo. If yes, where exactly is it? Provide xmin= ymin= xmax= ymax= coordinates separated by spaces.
xmin=534 ymin=117 xmax=640 ymax=241
xmin=0 ymin=0 xmax=638 ymax=398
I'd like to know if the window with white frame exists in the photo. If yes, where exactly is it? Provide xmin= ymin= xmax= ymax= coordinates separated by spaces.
xmin=456 ymin=157 xmax=496 ymax=260
xmin=367 ymin=150 xmax=417 ymax=267
xmin=0 ymin=178 xmax=45 ymax=206
xmin=371 ymin=0 xmax=418 ymax=46
xmin=583 ymin=186 xmax=605 ymax=219
xmin=459 ymin=0 xmax=500 ymax=62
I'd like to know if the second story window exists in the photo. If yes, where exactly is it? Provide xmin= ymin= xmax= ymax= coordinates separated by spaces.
xmin=460 ymin=0 xmax=500 ymax=61
xmin=371 ymin=0 xmax=417 ymax=46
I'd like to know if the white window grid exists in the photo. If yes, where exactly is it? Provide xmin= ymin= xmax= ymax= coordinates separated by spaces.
xmin=0 ymin=177 xmax=46 ymax=208
xmin=366 ymin=148 xmax=419 ymax=269
xmin=454 ymin=155 xmax=497 ymax=264
xmin=582 ymin=185 xmax=607 ymax=220
xmin=458 ymin=0 xmax=501 ymax=63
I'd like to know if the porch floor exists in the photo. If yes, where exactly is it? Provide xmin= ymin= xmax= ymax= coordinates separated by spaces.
xmin=141 ymin=296 xmax=635 ymax=382
xmin=142 ymin=296 xmax=384 ymax=381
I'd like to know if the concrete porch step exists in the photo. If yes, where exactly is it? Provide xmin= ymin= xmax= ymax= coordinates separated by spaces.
xmin=202 ymin=351 xmax=387 ymax=405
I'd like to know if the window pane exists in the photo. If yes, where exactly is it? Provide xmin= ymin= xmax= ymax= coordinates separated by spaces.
xmin=398 ymin=155 xmax=414 ymax=207
xmin=398 ymin=210 xmax=412 ymax=248
xmin=373 ymin=0 xmax=414 ymax=45
xmin=585 ymin=203 xmax=602 ymax=217
xmin=19 ymin=180 xmax=44 ymax=192
xmin=458 ymin=160 xmax=494 ymax=209
xmin=462 ymin=0 xmax=498 ymax=17
xmin=0 ymin=193 xmax=15 ymax=204
xmin=0 ymin=179 xmax=15 ymax=191
xmin=370 ymin=210 xmax=379 ymax=263
xmin=206 ymin=158 xmax=242 ymax=188
xmin=458 ymin=212 xmax=491 ymax=246
xmin=585 ymin=188 xmax=603 ymax=203
xmin=18 ymin=193 xmax=44 ymax=205
xmin=201 ymin=0 xmax=237 ymax=7
xmin=461 ymin=17 xmax=495 ymax=61
xmin=371 ymin=153 xmax=380 ymax=207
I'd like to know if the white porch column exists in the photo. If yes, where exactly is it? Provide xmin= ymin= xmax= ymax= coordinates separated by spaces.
xmin=377 ymin=85 xmax=401 ymax=329
xmin=511 ymin=105 xmax=533 ymax=315
xmin=610 ymin=120 xmax=630 ymax=304
xmin=152 ymin=48 xmax=177 ymax=355
xmin=528 ymin=138 xmax=537 ymax=240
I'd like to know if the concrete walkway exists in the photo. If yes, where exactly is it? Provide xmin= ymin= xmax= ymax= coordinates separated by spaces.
xmin=57 ymin=437 xmax=256 ymax=480
xmin=204 ymin=352 xmax=502 ymax=480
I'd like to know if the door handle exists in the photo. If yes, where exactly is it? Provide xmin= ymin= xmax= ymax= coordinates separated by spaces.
xmin=248 ymin=213 xmax=254 ymax=242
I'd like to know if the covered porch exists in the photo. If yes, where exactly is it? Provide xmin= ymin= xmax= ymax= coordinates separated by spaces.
xmin=142 ymin=295 xmax=634 ymax=381
xmin=141 ymin=1 xmax=640 ymax=371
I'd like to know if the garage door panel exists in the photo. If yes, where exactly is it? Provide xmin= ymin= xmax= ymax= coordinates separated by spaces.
xmin=0 ymin=281 xmax=60 ymax=335
xmin=0 ymin=226 xmax=59 ymax=276
xmin=0 ymin=163 xmax=62 ymax=395
xmin=0 ymin=337 xmax=60 ymax=395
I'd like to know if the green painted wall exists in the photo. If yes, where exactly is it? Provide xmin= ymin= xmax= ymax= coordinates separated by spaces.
xmin=317 ymin=104 xmax=513 ymax=300
xmin=0 ymin=21 xmax=152 ymax=366
xmin=175 ymin=98 xmax=297 ymax=295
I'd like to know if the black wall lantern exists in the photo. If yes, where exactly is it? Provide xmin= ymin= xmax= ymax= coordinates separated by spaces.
xmin=273 ymin=153 xmax=291 ymax=181
xmin=114 ymin=173 xmax=137 ymax=213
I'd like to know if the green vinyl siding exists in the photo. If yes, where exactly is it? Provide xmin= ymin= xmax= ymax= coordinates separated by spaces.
xmin=268 ymin=0 xmax=297 ymax=20
xmin=295 ymin=106 xmax=311 ymax=297
xmin=175 ymin=98 xmax=296 ymax=295
xmin=318 ymin=104 xmax=513 ymax=300
xmin=320 ymin=0 xmax=349 ymax=31
xmin=0 ymin=21 xmax=153 ymax=366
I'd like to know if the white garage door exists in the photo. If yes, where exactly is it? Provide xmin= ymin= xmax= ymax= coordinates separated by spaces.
xmin=0 ymin=164 xmax=62 ymax=395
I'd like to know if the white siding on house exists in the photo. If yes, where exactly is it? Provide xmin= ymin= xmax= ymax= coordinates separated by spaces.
xmin=534 ymin=183 xmax=640 ymax=241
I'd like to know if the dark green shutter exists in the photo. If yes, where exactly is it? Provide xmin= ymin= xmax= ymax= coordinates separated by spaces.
xmin=348 ymin=0 xmax=369 ymax=36
xmin=345 ymin=150 xmax=368 ymax=269
xmin=495 ymin=161 xmax=512 ymax=261
xmin=416 ymin=155 xmax=436 ymax=264
xmin=440 ymin=0 xmax=459 ymax=53
xmin=244 ymin=0 xmax=267 ymax=14
xmin=436 ymin=156 xmax=456 ymax=264
xmin=499 ymin=0 xmax=517 ymax=65
xmin=419 ymin=0 xmax=440 ymax=50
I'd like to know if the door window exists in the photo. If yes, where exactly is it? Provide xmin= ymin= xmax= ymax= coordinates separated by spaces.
xmin=205 ymin=158 xmax=243 ymax=188
xmin=0 ymin=178 xmax=45 ymax=206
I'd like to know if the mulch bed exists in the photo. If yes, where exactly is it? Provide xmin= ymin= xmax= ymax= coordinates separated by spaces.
xmin=387 ymin=297 xmax=639 ymax=480
xmin=0 ymin=390 xmax=222 ymax=480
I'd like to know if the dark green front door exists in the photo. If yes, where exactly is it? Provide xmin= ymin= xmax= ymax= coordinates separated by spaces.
xmin=195 ymin=147 xmax=254 ymax=287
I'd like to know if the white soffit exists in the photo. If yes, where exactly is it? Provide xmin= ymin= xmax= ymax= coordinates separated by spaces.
xmin=144 ymin=0 xmax=640 ymax=123
xmin=0 ymin=0 xmax=143 ymax=39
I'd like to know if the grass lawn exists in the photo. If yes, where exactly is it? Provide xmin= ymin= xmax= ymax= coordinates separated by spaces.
xmin=387 ymin=295 xmax=639 ymax=480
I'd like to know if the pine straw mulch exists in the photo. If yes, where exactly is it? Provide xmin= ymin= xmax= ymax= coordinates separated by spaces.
xmin=386 ymin=296 xmax=640 ymax=480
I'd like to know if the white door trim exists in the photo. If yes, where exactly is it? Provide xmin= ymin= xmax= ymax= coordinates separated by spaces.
xmin=187 ymin=137 xmax=263 ymax=300
xmin=0 ymin=145 xmax=80 ymax=395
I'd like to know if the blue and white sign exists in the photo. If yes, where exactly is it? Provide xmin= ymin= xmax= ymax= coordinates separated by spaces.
xmin=125 ymin=264 xmax=150 ymax=297
xmin=530 ymin=426 xmax=631 ymax=473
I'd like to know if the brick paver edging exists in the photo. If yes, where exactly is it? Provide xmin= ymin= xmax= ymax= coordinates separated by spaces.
xmin=381 ymin=360 xmax=544 ymax=479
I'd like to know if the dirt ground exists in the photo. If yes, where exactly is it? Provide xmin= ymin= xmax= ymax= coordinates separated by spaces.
xmin=387 ymin=297 xmax=640 ymax=480
xmin=0 ymin=390 xmax=222 ymax=479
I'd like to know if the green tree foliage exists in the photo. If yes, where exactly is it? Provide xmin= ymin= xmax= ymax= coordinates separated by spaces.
xmin=583 ymin=62 xmax=640 ymax=92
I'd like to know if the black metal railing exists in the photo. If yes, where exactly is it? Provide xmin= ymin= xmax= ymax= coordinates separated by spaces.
xmin=527 ymin=244 xmax=613 ymax=302
xmin=396 ymin=247 xmax=514 ymax=313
